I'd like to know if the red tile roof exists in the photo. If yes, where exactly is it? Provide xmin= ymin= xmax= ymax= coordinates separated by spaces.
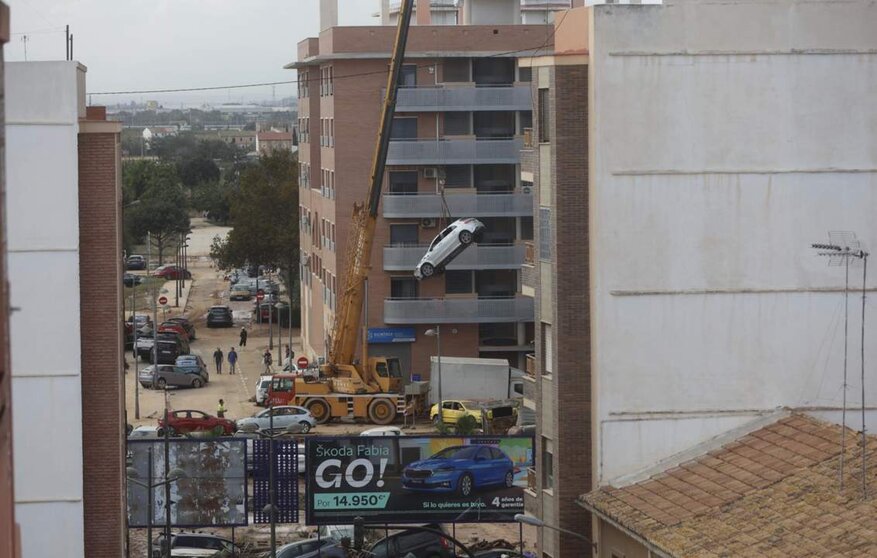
xmin=257 ymin=132 xmax=292 ymax=141
xmin=580 ymin=414 xmax=877 ymax=557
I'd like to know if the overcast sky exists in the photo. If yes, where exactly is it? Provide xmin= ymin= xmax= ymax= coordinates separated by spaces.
xmin=5 ymin=0 xmax=378 ymax=105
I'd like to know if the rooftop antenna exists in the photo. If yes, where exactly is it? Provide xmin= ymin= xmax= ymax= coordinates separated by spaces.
xmin=812 ymin=231 xmax=869 ymax=497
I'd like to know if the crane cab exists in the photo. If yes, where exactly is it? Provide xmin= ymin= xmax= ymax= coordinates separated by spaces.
xmin=369 ymin=356 xmax=403 ymax=393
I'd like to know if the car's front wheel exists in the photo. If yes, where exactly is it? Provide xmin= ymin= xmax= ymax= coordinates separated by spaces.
xmin=459 ymin=229 xmax=474 ymax=245
xmin=299 ymin=421 xmax=311 ymax=434
xmin=504 ymin=470 xmax=514 ymax=488
xmin=156 ymin=378 xmax=167 ymax=389
xmin=192 ymin=378 xmax=203 ymax=389
xmin=458 ymin=473 xmax=473 ymax=497
xmin=419 ymin=262 xmax=435 ymax=278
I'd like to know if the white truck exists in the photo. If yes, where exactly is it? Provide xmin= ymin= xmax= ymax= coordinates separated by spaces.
xmin=428 ymin=356 xmax=523 ymax=404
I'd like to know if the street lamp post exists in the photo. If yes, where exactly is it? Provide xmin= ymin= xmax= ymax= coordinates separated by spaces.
xmin=133 ymin=288 xmax=139 ymax=419
xmin=514 ymin=513 xmax=595 ymax=548
xmin=425 ymin=326 xmax=442 ymax=412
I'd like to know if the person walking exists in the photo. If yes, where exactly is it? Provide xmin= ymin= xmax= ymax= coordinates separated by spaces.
xmin=228 ymin=347 xmax=238 ymax=374
xmin=217 ymin=399 xmax=226 ymax=419
xmin=239 ymin=327 xmax=248 ymax=348
xmin=213 ymin=347 xmax=223 ymax=374
xmin=262 ymin=349 xmax=273 ymax=374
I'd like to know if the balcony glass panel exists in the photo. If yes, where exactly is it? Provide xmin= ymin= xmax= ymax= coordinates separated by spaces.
xmin=382 ymin=243 xmax=524 ymax=271
xmin=383 ymin=192 xmax=532 ymax=218
xmin=386 ymin=137 xmax=523 ymax=165
xmin=393 ymin=85 xmax=531 ymax=112
xmin=383 ymin=295 xmax=534 ymax=324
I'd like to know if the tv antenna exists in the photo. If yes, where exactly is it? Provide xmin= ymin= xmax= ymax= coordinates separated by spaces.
xmin=812 ymin=231 xmax=869 ymax=497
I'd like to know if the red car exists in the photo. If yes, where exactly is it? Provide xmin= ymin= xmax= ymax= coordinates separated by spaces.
xmin=158 ymin=410 xmax=235 ymax=437
xmin=158 ymin=322 xmax=190 ymax=341
xmin=152 ymin=265 xmax=192 ymax=280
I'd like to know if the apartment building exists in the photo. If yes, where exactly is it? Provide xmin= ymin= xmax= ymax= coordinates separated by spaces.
xmin=381 ymin=0 xmax=579 ymax=26
xmin=292 ymin=2 xmax=554 ymax=379
xmin=521 ymin=1 xmax=877 ymax=556
xmin=0 ymin=6 xmax=17 ymax=558
xmin=6 ymin=61 xmax=126 ymax=558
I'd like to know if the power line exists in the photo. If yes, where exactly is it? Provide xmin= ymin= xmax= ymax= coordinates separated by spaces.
xmin=89 ymin=40 xmax=558 ymax=96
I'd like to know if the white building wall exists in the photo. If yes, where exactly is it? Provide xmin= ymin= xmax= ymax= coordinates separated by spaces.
xmin=589 ymin=0 xmax=877 ymax=484
xmin=5 ymin=61 xmax=85 ymax=558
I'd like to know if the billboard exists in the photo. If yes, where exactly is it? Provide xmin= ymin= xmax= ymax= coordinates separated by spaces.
xmin=252 ymin=439 xmax=300 ymax=524
xmin=306 ymin=435 xmax=534 ymax=525
xmin=127 ymin=439 xmax=248 ymax=528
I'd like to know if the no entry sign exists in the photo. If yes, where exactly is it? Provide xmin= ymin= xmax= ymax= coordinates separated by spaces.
xmin=296 ymin=356 xmax=309 ymax=369
xmin=158 ymin=295 xmax=168 ymax=306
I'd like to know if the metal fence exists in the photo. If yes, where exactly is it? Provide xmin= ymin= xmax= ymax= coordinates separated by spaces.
xmin=394 ymin=84 xmax=531 ymax=112
xmin=386 ymin=137 xmax=523 ymax=165
xmin=384 ymin=295 xmax=534 ymax=324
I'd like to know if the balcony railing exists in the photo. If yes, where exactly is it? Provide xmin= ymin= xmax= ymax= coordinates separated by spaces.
xmin=384 ymin=295 xmax=534 ymax=324
xmin=525 ymin=353 xmax=536 ymax=377
xmin=523 ymin=127 xmax=534 ymax=149
xmin=394 ymin=84 xmax=531 ymax=112
xmin=386 ymin=137 xmax=523 ymax=165
xmin=383 ymin=192 xmax=532 ymax=218
xmin=383 ymin=243 xmax=524 ymax=271
xmin=524 ymin=241 xmax=535 ymax=266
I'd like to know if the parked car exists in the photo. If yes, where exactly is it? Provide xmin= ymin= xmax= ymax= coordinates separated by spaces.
xmin=158 ymin=410 xmax=236 ymax=437
xmin=473 ymin=550 xmax=522 ymax=558
xmin=361 ymin=426 xmax=404 ymax=437
xmin=136 ymin=336 xmax=188 ymax=364
xmin=271 ymin=538 xmax=344 ymax=558
xmin=414 ymin=218 xmax=485 ymax=279
xmin=127 ymin=254 xmax=146 ymax=270
xmin=166 ymin=317 xmax=196 ymax=340
xmin=139 ymin=363 xmax=208 ymax=389
xmin=236 ymin=406 xmax=316 ymax=435
xmin=368 ymin=524 xmax=452 ymax=558
xmin=158 ymin=321 xmax=190 ymax=342
xmin=206 ymin=305 xmax=234 ymax=328
xmin=128 ymin=425 xmax=160 ymax=439
xmin=152 ymin=265 xmax=192 ymax=280
xmin=255 ymin=375 xmax=273 ymax=406
xmin=229 ymin=285 xmax=252 ymax=301
xmin=152 ymin=533 xmax=240 ymax=558
xmin=175 ymin=354 xmax=208 ymax=379
xmin=123 ymin=273 xmax=143 ymax=287
xmin=401 ymin=445 xmax=515 ymax=497
xmin=429 ymin=400 xmax=482 ymax=426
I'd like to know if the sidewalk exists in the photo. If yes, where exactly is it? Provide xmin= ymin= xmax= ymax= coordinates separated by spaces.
xmin=124 ymin=278 xmax=194 ymax=321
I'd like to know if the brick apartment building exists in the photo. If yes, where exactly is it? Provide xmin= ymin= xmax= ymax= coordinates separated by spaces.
xmin=0 ymin=5 xmax=18 ymax=558
xmin=292 ymin=0 xmax=567 ymax=381
xmin=6 ymin=62 xmax=125 ymax=557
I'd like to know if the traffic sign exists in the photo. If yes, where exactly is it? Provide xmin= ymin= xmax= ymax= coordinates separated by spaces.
xmin=158 ymin=295 xmax=168 ymax=306
xmin=256 ymin=290 xmax=265 ymax=301
xmin=296 ymin=356 xmax=309 ymax=369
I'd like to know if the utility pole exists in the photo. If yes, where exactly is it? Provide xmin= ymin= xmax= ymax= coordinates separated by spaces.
xmin=21 ymin=35 xmax=28 ymax=61
xmin=65 ymin=25 xmax=70 ymax=60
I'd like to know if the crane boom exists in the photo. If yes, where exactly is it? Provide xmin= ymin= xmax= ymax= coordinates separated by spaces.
xmin=328 ymin=0 xmax=415 ymax=366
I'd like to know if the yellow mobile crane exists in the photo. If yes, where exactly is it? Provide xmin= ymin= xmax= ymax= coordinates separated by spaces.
xmin=293 ymin=0 xmax=416 ymax=425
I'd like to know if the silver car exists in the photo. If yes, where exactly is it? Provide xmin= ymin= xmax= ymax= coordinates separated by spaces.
xmin=236 ymin=406 xmax=316 ymax=434
xmin=139 ymin=364 xmax=208 ymax=389
xmin=414 ymin=218 xmax=485 ymax=279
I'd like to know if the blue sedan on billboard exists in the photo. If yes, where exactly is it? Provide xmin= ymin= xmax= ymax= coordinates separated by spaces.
xmin=401 ymin=445 xmax=516 ymax=497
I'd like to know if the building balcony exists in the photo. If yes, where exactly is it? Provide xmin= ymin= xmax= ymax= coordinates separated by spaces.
xmin=383 ymin=191 xmax=532 ymax=218
xmin=383 ymin=243 xmax=524 ymax=271
xmin=393 ymin=84 xmax=531 ymax=112
xmin=386 ymin=137 xmax=523 ymax=165
xmin=383 ymin=295 xmax=534 ymax=324
xmin=525 ymin=353 xmax=536 ymax=377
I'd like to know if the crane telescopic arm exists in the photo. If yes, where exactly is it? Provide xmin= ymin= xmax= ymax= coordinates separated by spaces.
xmin=327 ymin=0 xmax=415 ymax=366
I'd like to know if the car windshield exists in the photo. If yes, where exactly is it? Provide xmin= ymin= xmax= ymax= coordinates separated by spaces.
xmin=431 ymin=446 xmax=479 ymax=460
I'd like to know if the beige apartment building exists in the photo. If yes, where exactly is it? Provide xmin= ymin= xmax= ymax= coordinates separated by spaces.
xmin=291 ymin=2 xmax=562 ymax=379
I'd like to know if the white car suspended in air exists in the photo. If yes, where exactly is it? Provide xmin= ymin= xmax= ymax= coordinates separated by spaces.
xmin=414 ymin=218 xmax=485 ymax=279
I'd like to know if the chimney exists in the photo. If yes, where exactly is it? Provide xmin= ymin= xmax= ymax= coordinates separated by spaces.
xmin=320 ymin=0 xmax=338 ymax=31
xmin=416 ymin=0 xmax=432 ymax=25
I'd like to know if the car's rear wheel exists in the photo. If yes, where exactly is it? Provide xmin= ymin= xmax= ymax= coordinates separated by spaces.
xmin=419 ymin=262 xmax=435 ymax=278
xmin=368 ymin=399 xmax=397 ymax=425
xmin=459 ymin=229 xmax=474 ymax=245
xmin=192 ymin=378 xmax=203 ymax=389
xmin=306 ymin=399 xmax=331 ymax=424
xmin=298 ymin=421 xmax=311 ymax=434
xmin=504 ymin=470 xmax=514 ymax=488
xmin=157 ymin=378 xmax=167 ymax=389
xmin=458 ymin=473 xmax=473 ymax=497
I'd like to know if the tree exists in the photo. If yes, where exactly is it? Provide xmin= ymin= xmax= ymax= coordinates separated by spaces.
xmin=125 ymin=167 xmax=190 ymax=265
xmin=192 ymin=180 xmax=232 ymax=224
xmin=178 ymin=156 xmax=220 ymax=188
xmin=210 ymin=150 xmax=298 ymax=297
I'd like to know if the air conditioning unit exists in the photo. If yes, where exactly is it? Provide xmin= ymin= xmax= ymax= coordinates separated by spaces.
xmin=521 ymin=185 xmax=532 ymax=194
xmin=423 ymin=167 xmax=438 ymax=179
xmin=420 ymin=218 xmax=437 ymax=229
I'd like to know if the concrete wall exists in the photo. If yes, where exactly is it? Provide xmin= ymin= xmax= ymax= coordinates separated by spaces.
xmin=5 ymin=61 xmax=85 ymax=557
xmin=589 ymin=0 xmax=877 ymax=484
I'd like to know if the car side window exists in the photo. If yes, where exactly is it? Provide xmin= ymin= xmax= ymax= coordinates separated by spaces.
xmin=442 ymin=401 xmax=454 ymax=410
xmin=191 ymin=411 xmax=206 ymax=419
xmin=490 ymin=448 xmax=503 ymax=459
xmin=452 ymin=402 xmax=462 ymax=411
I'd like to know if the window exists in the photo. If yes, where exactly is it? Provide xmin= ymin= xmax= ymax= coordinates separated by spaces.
xmin=399 ymin=64 xmax=417 ymax=87
xmin=542 ymin=437 xmax=554 ymax=489
xmin=520 ymin=110 xmax=532 ymax=131
xmin=445 ymin=270 xmax=473 ymax=294
xmin=444 ymin=112 xmax=470 ymax=136
xmin=444 ymin=165 xmax=470 ymax=188
xmin=541 ymin=322 xmax=552 ymax=375
xmin=521 ymin=216 xmax=534 ymax=241
xmin=391 ymin=117 xmax=417 ymax=140
xmin=519 ymin=66 xmax=532 ymax=82
xmin=473 ymin=111 xmax=515 ymax=139
xmin=388 ymin=171 xmax=418 ymax=195
xmin=389 ymin=224 xmax=419 ymax=246
xmin=538 ymin=88 xmax=550 ymax=143
xmin=539 ymin=207 xmax=551 ymax=260
xmin=473 ymin=57 xmax=515 ymax=85
xmin=443 ymin=58 xmax=470 ymax=82
xmin=328 ymin=66 xmax=334 ymax=95
xmin=390 ymin=277 xmax=418 ymax=299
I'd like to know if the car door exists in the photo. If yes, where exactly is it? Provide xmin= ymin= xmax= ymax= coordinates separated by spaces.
xmin=470 ymin=447 xmax=495 ymax=487
xmin=188 ymin=410 xmax=210 ymax=432
xmin=173 ymin=411 xmax=193 ymax=433
xmin=487 ymin=447 xmax=507 ymax=484
xmin=429 ymin=225 xmax=457 ymax=265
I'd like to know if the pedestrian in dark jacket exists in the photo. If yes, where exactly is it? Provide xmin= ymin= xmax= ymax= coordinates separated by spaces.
xmin=263 ymin=349 xmax=273 ymax=373
xmin=213 ymin=347 xmax=223 ymax=374
xmin=228 ymin=348 xmax=238 ymax=374
xmin=240 ymin=327 xmax=248 ymax=347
